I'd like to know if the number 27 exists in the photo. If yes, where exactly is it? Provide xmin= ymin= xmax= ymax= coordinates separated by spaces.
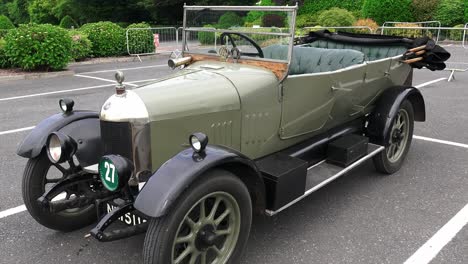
xmin=104 ymin=162 xmax=116 ymax=183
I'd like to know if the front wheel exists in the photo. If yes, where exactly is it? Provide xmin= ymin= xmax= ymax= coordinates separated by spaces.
xmin=373 ymin=100 xmax=414 ymax=174
xmin=143 ymin=170 xmax=252 ymax=264
xmin=22 ymin=153 xmax=96 ymax=231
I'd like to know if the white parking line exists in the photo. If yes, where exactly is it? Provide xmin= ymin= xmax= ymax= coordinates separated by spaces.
xmin=404 ymin=203 xmax=468 ymax=264
xmin=414 ymin=135 xmax=468 ymax=149
xmin=0 ymin=126 xmax=35 ymax=136
xmin=415 ymin=77 xmax=447 ymax=88
xmin=74 ymin=74 xmax=138 ymax=87
xmin=0 ymin=205 xmax=26 ymax=219
xmin=0 ymin=83 xmax=113 ymax=102
xmin=78 ymin=64 xmax=166 ymax=75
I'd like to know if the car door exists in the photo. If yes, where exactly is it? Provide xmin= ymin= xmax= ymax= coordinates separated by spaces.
xmin=279 ymin=73 xmax=336 ymax=139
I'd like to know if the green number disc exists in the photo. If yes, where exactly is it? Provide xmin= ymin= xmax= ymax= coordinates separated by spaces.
xmin=99 ymin=158 xmax=119 ymax=191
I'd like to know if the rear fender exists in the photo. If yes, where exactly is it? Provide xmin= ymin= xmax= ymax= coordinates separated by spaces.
xmin=367 ymin=86 xmax=425 ymax=146
xmin=16 ymin=111 xmax=102 ymax=167
xmin=134 ymin=145 xmax=266 ymax=218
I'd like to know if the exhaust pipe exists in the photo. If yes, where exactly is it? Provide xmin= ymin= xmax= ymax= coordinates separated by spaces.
xmin=168 ymin=56 xmax=192 ymax=69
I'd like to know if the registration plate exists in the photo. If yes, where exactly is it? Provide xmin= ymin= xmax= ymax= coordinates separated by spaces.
xmin=106 ymin=204 xmax=147 ymax=226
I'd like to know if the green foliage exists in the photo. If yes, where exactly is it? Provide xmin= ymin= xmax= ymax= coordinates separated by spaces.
xmin=198 ymin=24 xmax=217 ymax=45
xmin=69 ymin=30 xmax=92 ymax=61
xmin=434 ymin=0 xmax=464 ymax=27
xmin=362 ymin=0 xmax=413 ymax=25
xmin=4 ymin=24 xmax=71 ymax=70
xmin=245 ymin=0 xmax=273 ymax=23
xmin=449 ymin=24 xmax=465 ymax=41
xmin=410 ymin=0 xmax=440 ymax=22
xmin=300 ymin=0 xmax=364 ymax=15
xmin=317 ymin=8 xmax=356 ymax=27
xmin=80 ymin=21 xmax=126 ymax=57
xmin=0 ymin=38 xmax=11 ymax=68
xmin=0 ymin=15 xmax=15 ymax=30
xmin=127 ymin=22 xmax=154 ymax=54
xmin=60 ymin=15 xmax=78 ymax=29
xmin=353 ymin=18 xmax=379 ymax=33
xmin=29 ymin=0 xmax=59 ymax=24
xmin=218 ymin=12 xmax=244 ymax=29
xmin=7 ymin=0 xmax=30 ymax=25
xmin=295 ymin=14 xmax=317 ymax=29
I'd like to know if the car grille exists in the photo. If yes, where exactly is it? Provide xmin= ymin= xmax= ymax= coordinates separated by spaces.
xmin=100 ymin=121 xmax=133 ymax=160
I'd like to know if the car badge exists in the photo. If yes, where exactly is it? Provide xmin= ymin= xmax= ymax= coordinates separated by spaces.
xmin=114 ymin=71 xmax=126 ymax=95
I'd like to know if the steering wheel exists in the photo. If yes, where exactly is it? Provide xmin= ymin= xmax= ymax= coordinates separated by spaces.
xmin=219 ymin=32 xmax=264 ymax=58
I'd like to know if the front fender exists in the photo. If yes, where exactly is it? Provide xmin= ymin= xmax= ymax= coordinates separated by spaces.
xmin=17 ymin=111 xmax=102 ymax=167
xmin=135 ymin=145 xmax=264 ymax=218
xmin=367 ymin=86 xmax=425 ymax=146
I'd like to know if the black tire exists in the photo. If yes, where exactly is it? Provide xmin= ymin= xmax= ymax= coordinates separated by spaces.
xmin=373 ymin=100 xmax=414 ymax=174
xmin=143 ymin=169 xmax=252 ymax=264
xmin=22 ymin=153 xmax=96 ymax=232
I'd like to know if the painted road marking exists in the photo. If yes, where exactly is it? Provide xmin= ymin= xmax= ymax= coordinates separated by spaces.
xmin=404 ymin=203 xmax=468 ymax=264
xmin=415 ymin=77 xmax=447 ymax=88
xmin=414 ymin=135 xmax=468 ymax=149
xmin=0 ymin=126 xmax=35 ymax=136
xmin=0 ymin=83 xmax=113 ymax=102
xmin=0 ymin=205 xmax=26 ymax=219
xmin=78 ymin=64 xmax=166 ymax=75
xmin=74 ymin=74 xmax=138 ymax=87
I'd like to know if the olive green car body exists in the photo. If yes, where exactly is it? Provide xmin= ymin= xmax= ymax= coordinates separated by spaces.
xmin=114 ymin=57 xmax=411 ymax=170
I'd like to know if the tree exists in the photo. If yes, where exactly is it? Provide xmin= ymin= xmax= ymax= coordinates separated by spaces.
xmin=434 ymin=0 xmax=464 ymax=26
xmin=7 ymin=0 xmax=30 ymax=25
xmin=29 ymin=0 xmax=59 ymax=24
xmin=411 ymin=0 xmax=440 ymax=22
xmin=362 ymin=0 xmax=413 ymax=25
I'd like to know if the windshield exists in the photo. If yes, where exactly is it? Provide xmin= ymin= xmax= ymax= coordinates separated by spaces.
xmin=182 ymin=5 xmax=297 ymax=63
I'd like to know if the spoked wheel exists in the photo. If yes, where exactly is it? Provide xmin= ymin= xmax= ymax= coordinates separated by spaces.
xmin=373 ymin=100 xmax=414 ymax=174
xmin=22 ymin=153 xmax=96 ymax=231
xmin=144 ymin=170 xmax=252 ymax=264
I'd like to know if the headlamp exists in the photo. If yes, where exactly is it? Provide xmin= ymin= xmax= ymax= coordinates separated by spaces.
xmin=59 ymin=98 xmax=74 ymax=113
xmin=46 ymin=132 xmax=77 ymax=164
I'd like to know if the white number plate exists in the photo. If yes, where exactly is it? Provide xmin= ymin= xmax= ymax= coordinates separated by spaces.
xmin=106 ymin=204 xmax=147 ymax=226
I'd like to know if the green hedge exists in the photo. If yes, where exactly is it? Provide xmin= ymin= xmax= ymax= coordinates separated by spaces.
xmin=80 ymin=21 xmax=126 ymax=57
xmin=301 ymin=0 xmax=364 ymax=15
xmin=127 ymin=22 xmax=154 ymax=54
xmin=4 ymin=24 xmax=71 ymax=70
xmin=0 ymin=15 xmax=14 ymax=38
xmin=0 ymin=38 xmax=11 ymax=68
xmin=218 ymin=12 xmax=244 ymax=29
xmin=362 ymin=0 xmax=413 ymax=25
xmin=434 ymin=0 xmax=464 ymax=26
xmin=198 ymin=24 xmax=217 ymax=45
xmin=410 ymin=0 xmax=440 ymax=22
xmin=449 ymin=24 xmax=465 ymax=41
xmin=317 ymin=8 xmax=356 ymax=27
xmin=69 ymin=30 xmax=92 ymax=61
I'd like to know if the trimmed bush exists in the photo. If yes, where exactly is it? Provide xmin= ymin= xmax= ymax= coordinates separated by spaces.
xmin=353 ymin=18 xmax=379 ymax=33
xmin=69 ymin=30 xmax=92 ymax=61
xmin=262 ymin=14 xmax=285 ymax=27
xmin=362 ymin=0 xmax=413 ymax=25
xmin=0 ymin=15 xmax=14 ymax=30
xmin=295 ymin=14 xmax=317 ymax=29
xmin=300 ymin=0 xmax=364 ymax=15
xmin=60 ymin=15 xmax=78 ymax=29
xmin=317 ymin=8 xmax=356 ymax=27
xmin=411 ymin=0 xmax=440 ymax=22
xmin=449 ymin=24 xmax=465 ymax=41
xmin=198 ymin=24 xmax=217 ymax=45
xmin=127 ymin=22 xmax=154 ymax=55
xmin=434 ymin=0 xmax=464 ymax=27
xmin=218 ymin=12 xmax=244 ymax=29
xmin=385 ymin=23 xmax=430 ymax=38
xmin=80 ymin=22 xmax=126 ymax=57
xmin=4 ymin=24 xmax=71 ymax=70
xmin=0 ymin=38 xmax=11 ymax=68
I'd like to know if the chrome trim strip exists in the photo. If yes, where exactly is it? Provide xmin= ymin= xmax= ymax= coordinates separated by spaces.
xmin=265 ymin=144 xmax=385 ymax=216
xmin=185 ymin=27 xmax=292 ymax=37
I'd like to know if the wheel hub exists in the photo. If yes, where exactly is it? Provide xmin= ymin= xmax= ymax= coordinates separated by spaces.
xmin=195 ymin=225 xmax=217 ymax=251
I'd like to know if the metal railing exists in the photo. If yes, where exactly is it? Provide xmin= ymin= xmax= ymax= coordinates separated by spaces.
xmin=302 ymin=26 xmax=373 ymax=36
xmin=126 ymin=27 xmax=178 ymax=60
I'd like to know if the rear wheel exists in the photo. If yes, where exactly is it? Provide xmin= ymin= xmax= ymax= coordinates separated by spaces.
xmin=373 ymin=100 xmax=414 ymax=174
xmin=143 ymin=170 xmax=252 ymax=264
xmin=22 ymin=153 xmax=96 ymax=231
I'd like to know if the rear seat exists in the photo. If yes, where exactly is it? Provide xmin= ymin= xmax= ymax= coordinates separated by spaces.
xmin=263 ymin=45 xmax=365 ymax=75
xmin=302 ymin=40 xmax=407 ymax=61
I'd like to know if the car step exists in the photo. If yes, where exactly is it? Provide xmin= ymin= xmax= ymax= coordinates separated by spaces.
xmin=265 ymin=143 xmax=384 ymax=216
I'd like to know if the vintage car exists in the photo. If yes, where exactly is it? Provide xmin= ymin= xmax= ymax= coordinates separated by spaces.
xmin=16 ymin=5 xmax=449 ymax=264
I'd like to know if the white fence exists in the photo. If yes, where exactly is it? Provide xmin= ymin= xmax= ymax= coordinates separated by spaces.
xmin=126 ymin=27 xmax=178 ymax=59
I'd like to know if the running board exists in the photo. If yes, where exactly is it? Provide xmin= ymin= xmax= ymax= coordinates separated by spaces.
xmin=265 ymin=143 xmax=384 ymax=216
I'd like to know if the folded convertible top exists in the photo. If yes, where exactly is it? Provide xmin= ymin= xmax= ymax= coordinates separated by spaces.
xmin=296 ymin=30 xmax=451 ymax=71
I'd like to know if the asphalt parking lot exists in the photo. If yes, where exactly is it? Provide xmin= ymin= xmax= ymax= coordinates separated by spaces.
xmin=0 ymin=51 xmax=467 ymax=264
